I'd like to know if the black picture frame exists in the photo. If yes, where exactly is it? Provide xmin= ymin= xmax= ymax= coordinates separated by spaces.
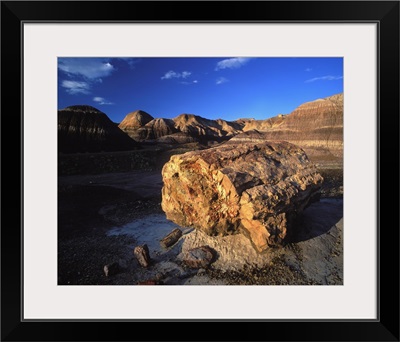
xmin=2 ymin=1 xmax=399 ymax=341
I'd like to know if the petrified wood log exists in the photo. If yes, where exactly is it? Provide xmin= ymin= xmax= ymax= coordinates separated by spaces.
xmin=161 ymin=141 xmax=323 ymax=253
xmin=160 ymin=228 xmax=183 ymax=248
xmin=134 ymin=244 xmax=151 ymax=268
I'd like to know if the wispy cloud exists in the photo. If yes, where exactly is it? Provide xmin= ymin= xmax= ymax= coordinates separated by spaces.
xmin=161 ymin=70 xmax=192 ymax=80
xmin=58 ymin=58 xmax=115 ymax=80
xmin=93 ymin=96 xmax=114 ymax=105
xmin=117 ymin=57 xmax=141 ymax=69
xmin=215 ymin=57 xmax=251 ymax=71
xmin=305 ymin=68 xmax=312 ymax=72
xmin=59 ymin=58 xmax=117 ymax=96
xmin=305 ymin=75 xmax=343 ymax=83
xmin=181 ymin=80 xmax=199 ymax=85
xmin=61 ymin=80 xmax=90 ymax=94
xmin=216 ymin=77 xmax=228 ymax=85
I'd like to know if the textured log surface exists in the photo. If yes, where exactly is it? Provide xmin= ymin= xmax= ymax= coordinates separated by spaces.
xmin=161 ymin=142 xmax=323 ymax=252
xmin=160 ymin=228 xmax=182 ymax=248
xmin=134 ymin=244 xmax=151 ymax=267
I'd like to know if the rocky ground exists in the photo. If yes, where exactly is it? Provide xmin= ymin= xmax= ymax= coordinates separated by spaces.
xmin=58 ymin=152 xmax=343 ymax=286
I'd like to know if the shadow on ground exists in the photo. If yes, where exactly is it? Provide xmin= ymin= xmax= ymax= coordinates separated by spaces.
xmin=288 ymin=198 xmax=343 ymax=243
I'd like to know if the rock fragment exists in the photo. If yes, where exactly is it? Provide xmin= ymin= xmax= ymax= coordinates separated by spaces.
xmin=134 ymin=244 xmax=151 ymax=268
xmin=137 ymin=279 xmax=164 ymax=285
xmin=160 ymin=228 xmax=182 ymax=248
xmin=183 ymin=246 xmax=215 ymax=269
xmin=103 ymin=262 xmax=119 ymax=277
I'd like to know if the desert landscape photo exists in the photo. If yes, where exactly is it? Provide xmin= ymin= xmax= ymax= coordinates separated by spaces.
xmin=58 ymin=57 xmax=343 ymax=285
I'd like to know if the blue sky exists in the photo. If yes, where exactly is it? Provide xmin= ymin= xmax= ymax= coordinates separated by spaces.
xmin=58 ymin=57 xmax=343 ymax=123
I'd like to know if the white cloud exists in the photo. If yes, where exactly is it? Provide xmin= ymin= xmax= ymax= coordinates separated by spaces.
xmin=93 ymin=96 xmax=114 ymax=105
xmin=305 ymin=68 xmax=312 ymax=72
xmin=161 ymin=71 xmax=178 ymax=79
xmin=216 ymin=77 xmax=228 ymax=85
xmin=161 ymin=70 xmax=192 ymax=80
xmin=61 ymin=80 xmax=90 ymax=94
xmin=215 ymin=57 xmax=251 ymax=71
xmin=305 ymin=75 xmax=343 ymax=83
xmin=193 ymin=80 xmax=198 ymax=83
xmin=58 ymin=58 xmax=115 ymax=79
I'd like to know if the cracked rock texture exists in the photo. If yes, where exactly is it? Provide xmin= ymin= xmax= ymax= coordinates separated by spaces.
xmin=161 ymin=141 xmax=323 ymax=252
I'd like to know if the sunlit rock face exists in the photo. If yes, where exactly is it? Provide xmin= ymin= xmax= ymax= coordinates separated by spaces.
xmin=118 ymin=110 xmax=154 ymax=139
xmin=115 ymin=93 xmax=343 ymax=154
xmin=173 ymin=114 xmax=243 ymax=139
xmin=238 ymin=93 xmax=343 ymax=159
xmin=161 ymin=141 xmax=323 ymax=253
xmin=130 ymin=118 xmax=179 ymax=142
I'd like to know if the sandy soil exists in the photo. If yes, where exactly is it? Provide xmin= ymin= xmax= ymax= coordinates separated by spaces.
xmin=58 ymin=166 xmax=343 ymax=286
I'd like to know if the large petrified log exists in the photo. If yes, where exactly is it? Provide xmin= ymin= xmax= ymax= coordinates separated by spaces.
xmin=161 ymin=142 xmax=323 ymax=253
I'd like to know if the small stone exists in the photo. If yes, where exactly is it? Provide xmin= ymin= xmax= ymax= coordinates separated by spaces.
xmin=197 ymin=268 xmax=206 ymax=275
xmin=103 ymin=262 xmax=119 ymax=277
xmin=137 ymin=279 xmax=164 ymax=285
xmin=184 ymin=246 xmax=215 ymax=269
xmin=134 ymin=244 xmax=151 ymax=267
xmin=160 ymin=228 xmax=182 ymax=248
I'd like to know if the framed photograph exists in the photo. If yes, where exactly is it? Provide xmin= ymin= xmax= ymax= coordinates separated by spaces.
xmin=2 ymin=1 xmax=399 ymax=341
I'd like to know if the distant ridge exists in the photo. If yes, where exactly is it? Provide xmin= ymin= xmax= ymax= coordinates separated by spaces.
xmin=230 ymin=93 xmax=343 ymax=158
xmin=61 ymin=105 xmax=102 ymax=113
xmin=118 ymin=110 xmax=154 ymax=130
xmin=117 ymin=111 xmax=244 ymax=144
xmin=58 ymin=105 xmax=139 ymax=153
xmin=59 ymin=92 xmax=343 ymax=156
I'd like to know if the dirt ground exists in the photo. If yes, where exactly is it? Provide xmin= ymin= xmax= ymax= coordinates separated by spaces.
xmin=58 ymin=158 xmax=343 ymax=286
